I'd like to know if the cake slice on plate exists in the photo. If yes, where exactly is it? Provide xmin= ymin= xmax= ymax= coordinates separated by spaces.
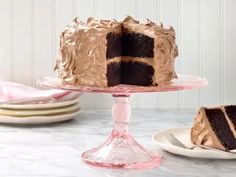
xmin=191 ymin=106 xmax=236 ymax=150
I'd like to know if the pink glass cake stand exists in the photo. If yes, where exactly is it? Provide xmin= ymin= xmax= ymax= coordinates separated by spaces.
xmin=37 ymin=74 xmax=208 ymax=169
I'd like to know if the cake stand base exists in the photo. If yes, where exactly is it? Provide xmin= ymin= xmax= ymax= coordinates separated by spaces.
xmin=81 ymin=94 xmax=161 ymax=169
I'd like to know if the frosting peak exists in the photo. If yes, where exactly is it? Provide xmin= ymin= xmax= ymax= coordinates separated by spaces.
xmin=145 ymin=19 xmax=157 ymax=27
xmin=123 ymin=16 xmax=139 ymax=23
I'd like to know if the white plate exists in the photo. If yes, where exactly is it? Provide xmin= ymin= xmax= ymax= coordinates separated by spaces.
xmin=0 ymin=103 xmax=80 ymax=117
xmin=152 ymin=127 xmax=236 ymax=159
xmin=0 ymin=97 xmax=80 ymax=110
xmin=0 ymin=109 xmax=81 ymax=124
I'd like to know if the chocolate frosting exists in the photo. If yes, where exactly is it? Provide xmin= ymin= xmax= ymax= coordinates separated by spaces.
xmin=55 ymin=16 xmax=178 ymax=87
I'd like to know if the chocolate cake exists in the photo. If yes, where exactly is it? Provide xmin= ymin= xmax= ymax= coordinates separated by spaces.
xmin=191 ymin=106 xmax=236 ymax=150
xmin=55 ymin=16 xmax=178 ymax=87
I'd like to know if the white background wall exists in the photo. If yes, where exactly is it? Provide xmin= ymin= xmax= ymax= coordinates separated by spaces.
xmin=0 ymin=0 xmax=235 ymax=110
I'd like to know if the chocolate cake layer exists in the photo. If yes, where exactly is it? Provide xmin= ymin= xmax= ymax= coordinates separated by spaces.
xmin=205 ymin=108 xmax=236 ymax=150
xmin=121 ymin=32 xmax=154 ymax=58
xmin=106 ymin=33 xmax=122 ymax=59
xmin=106 ymin=32 xmax=154 ymax=59
xmin=225 ymin=105 xmax=236 ymax=127
xmin=106 ymin=62 xmax=122 ymax=86
xmin=107 ymin=61 xmax=154 ymax=86
xmin=121 ymin=61 xmax=154 ymax=85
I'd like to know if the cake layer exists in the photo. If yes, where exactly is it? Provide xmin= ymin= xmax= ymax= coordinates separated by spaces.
xmin=225 ymin=105 xmax=236 ymax=128
xmin=106 ymin=31 xmax=154 ymax=59
xmin=106 ymin=33 xmax=122 ymax=59
xmin=121 ymin=61 xmax=154 ymax=85
xmin=106 ymin=62 xmax=121 ymax=86
xmin=205 ymin=108 xmax=236 ymax=150
xmin=107 ymin=61 xmax=154 ymax=86
xmin=122 ymin=31 xmax=154 ymax=58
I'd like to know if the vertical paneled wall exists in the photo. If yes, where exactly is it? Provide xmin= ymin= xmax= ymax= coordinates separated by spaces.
xmin=0 ymin=0 xmax=235 ymax=109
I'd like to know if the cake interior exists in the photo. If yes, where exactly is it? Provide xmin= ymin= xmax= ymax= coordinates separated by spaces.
xmin=107 ymin=61 xmax=154 ymax=86
xmin=225 ymin=105 xmax=236 ymax=128
xmin=205 ymin=108 xmax=236 ymax=150
xmin=106 ymin=30 xmax=155 ymax=86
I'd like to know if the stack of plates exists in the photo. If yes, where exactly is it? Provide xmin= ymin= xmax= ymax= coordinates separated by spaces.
xmin=0 ymin=96 xmax=80 ymax=124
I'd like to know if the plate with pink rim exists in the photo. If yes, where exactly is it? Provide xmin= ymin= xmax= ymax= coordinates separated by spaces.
xmin=152 ymin=127 xmax=236 ymax=159
xmin=0 ymin=97 xmax=80 ymax=110
xmin=37 ymin=74 xmax=208 ymax=94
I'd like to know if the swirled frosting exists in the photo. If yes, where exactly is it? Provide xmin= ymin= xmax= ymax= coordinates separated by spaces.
xmin=55 ymin=16 xmax=178 ymax=87
xmin=55 ymin=17 xmax=121 ymax=86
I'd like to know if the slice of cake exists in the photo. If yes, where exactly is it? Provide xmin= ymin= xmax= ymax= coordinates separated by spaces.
xmin=55 ymin=16 xmax=178 ymax=87
xmin=191 ymin=106 xmax=236 ymax=150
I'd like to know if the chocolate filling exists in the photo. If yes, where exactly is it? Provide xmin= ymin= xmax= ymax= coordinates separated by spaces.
xmin=225 ymin=105 xmax=236 ymax=128
xmin=106 ymin=32 xmax=154 ymax=59
xmin=205 ymin=108 xmax=236 ymax=150
xmin=107 ymin=62 xmax=154 ymax=86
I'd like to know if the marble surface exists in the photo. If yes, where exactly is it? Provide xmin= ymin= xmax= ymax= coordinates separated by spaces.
xmin=0 ymin=109 xmax=235 ymax=177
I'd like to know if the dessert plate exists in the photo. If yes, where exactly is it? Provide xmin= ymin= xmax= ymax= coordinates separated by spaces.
xmin=0 ymin=96 xmax=80 ymax=110
xmin=0 ymin=109 xmax=80 ymax=124
xmin=152 ymin=127 xmax=236 ymax=159
xmin=0 ymin=103 xmax=80 ymax=117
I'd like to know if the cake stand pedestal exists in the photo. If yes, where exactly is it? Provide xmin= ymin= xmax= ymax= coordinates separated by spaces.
xmin=37 ymin=74 xmax=208 ymax=169
xmin=83 ymin=93 xmax=160 ymax=168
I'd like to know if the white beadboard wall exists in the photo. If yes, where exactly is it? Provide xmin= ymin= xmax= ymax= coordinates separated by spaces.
xmin=0 ymin=0 xmax=235 ymax=109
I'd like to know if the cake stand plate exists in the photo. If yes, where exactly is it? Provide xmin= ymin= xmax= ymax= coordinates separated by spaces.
xmin=37 ymin=74 xmax=208 ymax=169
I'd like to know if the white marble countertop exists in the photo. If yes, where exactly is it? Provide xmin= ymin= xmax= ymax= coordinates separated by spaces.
xmin=0 ymin=109 xmax=235 ymax=177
